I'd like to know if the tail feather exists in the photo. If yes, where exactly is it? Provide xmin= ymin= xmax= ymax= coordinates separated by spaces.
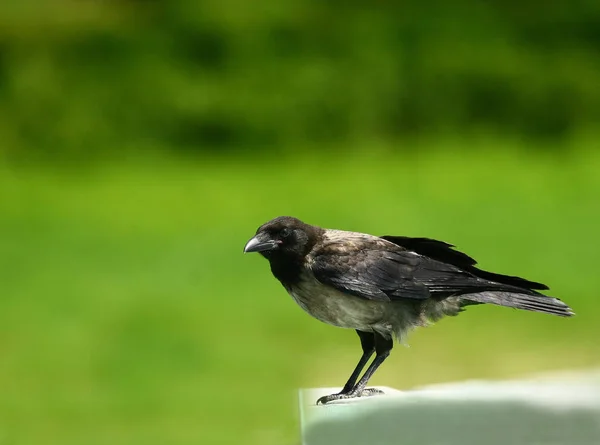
xmin=461 ymin=291 xmax=574 ymax=317
xmin=468 ymin=267 xmax=549 ymax=291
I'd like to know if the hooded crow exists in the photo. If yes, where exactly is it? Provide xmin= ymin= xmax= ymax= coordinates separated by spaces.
xmin=244 ymin=216 xmax=574 ymax=405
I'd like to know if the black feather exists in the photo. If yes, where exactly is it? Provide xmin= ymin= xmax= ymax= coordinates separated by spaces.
xmin=311 ymin=244 xmax=542 ymax=303
xmin=381 ymin=236 xmax=476 ymax=268
xmin=311 ymin=249 xmax=429 ymax=301
xmin=381 ymin=235 xmax=549 ymax=291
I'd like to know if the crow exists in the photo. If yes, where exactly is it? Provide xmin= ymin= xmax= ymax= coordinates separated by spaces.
xmin=243 ymin=216 xmax=574 ymax=405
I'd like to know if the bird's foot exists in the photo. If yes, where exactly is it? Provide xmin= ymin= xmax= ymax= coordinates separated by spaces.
xmin=316 ymin=387 xmax=384 ymax=405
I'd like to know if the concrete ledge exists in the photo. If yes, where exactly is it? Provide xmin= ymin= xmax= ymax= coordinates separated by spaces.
xmin=299 ymin=369 xmax=600 ymax=445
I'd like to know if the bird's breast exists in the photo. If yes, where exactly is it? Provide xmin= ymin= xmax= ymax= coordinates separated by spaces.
xmin=284 ymin=271 xmax=388 ymax=330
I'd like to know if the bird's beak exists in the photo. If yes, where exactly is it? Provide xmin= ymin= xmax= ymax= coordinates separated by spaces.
xmin=243 ymin=233 xmax=279 ymax=253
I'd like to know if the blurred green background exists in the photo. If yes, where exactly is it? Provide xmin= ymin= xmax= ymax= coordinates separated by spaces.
xmin=1 ymin=1 xmax=599 ymax=444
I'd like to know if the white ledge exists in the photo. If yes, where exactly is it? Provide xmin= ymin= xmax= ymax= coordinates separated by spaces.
xmin=299 ymin=369 xmax=600 ymax=445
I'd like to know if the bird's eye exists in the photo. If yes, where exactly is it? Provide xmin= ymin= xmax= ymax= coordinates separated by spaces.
xmin=280 ymin=228 xmax=292 ymax=238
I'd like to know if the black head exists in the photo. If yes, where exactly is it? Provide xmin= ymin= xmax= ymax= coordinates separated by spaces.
xmin=243 ymin=216 xmax=322 ymax=260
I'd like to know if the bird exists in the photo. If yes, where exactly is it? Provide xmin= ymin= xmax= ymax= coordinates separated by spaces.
xmin=243 ymin=216 xmax=574 ymax=405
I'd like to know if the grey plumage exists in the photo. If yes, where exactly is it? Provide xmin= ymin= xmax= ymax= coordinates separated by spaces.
xmin=244 ymin=216 xmax=574 ymax=404
xmin=304 ymin=228 xmax=571 ymax=342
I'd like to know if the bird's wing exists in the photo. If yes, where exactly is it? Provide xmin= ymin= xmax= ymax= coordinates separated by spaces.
xmin=310 ymin=248 xmax=427 ymax=301
xmin=309 ymin=242 xmax=505 ymax=302
xmin=381 ymin=235 xmax=548 ymax=291
xmin=380 ymin=236 xmax=477 ymax=268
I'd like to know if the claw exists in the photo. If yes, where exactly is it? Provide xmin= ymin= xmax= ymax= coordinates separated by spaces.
xmin=316 ymin=387 xmax=384 ymax=405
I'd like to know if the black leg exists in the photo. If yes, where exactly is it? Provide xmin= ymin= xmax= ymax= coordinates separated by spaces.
xmin=348 ymin=333 xmax=393 ymax=395
xmin=316 ymin=332 xmax=393 ymax=405
xmin=340 ymin=330 xmax=375 ymax=393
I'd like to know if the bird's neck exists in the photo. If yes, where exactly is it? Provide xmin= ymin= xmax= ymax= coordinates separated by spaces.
xmin=268 ymin=255 xmax=304 ymax=285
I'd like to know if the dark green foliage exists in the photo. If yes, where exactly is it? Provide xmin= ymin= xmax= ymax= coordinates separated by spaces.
xmin=0 ymin=0 xmax=599 ymax=159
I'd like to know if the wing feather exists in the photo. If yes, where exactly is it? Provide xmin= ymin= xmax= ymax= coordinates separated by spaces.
xmin=381 ymin=235 xmax=548 ymax=291
xmin=310 ymin=241 xmax=535 ymax=302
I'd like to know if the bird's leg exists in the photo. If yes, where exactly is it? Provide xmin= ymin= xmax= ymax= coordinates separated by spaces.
xmin=339 ymin=330 xmax=375 ymax=393
xmin=316 ymin=332 xmax=392 ymax=405
xmin=346 ymin=334 xmax=393 ymax=396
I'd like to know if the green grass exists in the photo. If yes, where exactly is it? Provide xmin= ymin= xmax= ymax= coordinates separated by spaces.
xmin=0 ymin=140 xmax=599 ymax=444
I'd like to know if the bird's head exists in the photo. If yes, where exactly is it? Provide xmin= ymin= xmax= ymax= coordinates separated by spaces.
xmin=243 ymin=216 xmax=321 ymax=260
